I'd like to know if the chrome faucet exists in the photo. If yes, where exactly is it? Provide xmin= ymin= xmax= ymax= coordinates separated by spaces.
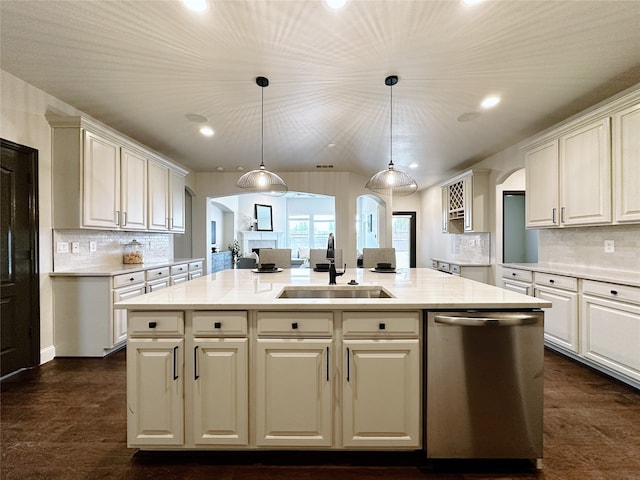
xmin=326 ymin=233 xmax=345 ymax=285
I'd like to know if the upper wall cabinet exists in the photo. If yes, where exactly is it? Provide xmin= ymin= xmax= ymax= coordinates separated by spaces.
xmin=47 ymin=115 xmax=187 ymax=232
xmin=613 ymin=102 xmax=640 ymax=223
xmin=441 ymin=169 xmax=490 ymax=233
xmin=148 ymin=161 xmax=185 ymax=233
xmin=523 ymin=87 xmax=640 ymax=229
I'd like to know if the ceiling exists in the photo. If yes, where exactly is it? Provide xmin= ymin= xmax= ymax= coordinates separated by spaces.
xmin=2 ymin=1 xmax=640 ymax=190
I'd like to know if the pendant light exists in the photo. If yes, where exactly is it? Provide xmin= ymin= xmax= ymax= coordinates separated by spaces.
xmin=236 ymin=76 xmax=288 ymax=196
xmin=365 ymin=75 xmax=418 ymax=196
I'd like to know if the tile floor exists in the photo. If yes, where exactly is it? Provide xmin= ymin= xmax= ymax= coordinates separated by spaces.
xmin=1 ymin=348 xmax=639 ymax=479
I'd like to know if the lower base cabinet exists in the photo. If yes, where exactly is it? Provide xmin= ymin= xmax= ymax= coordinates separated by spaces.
xmin=535 ymin=285 xmax=579 ymax=353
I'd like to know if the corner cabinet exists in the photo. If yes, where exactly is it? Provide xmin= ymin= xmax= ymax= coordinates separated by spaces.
xmin=47 ymin=115 xmax=187 ymax=232
xmin=441 ymin=170 xmax=490 ymax=233
xmin=523 ymin=90 xmax=640 ymax=228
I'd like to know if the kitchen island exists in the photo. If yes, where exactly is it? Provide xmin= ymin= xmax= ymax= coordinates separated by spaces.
xmin=117 ymin=267 xmax=550 ymax=463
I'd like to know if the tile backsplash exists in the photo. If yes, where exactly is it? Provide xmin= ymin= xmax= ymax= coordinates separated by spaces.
xmin=448 ymin=233 xmax=491 ymax=264
xmin=53 ymin=230 xmax=174 ymax=271
xmin=538 ymin=224 xmax=640 ymax=272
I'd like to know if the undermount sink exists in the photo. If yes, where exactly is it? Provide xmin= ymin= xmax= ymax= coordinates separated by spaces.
xmin=277 ymin=285 xmax=394 ymax=299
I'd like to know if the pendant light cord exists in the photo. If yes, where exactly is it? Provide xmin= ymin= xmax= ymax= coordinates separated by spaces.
xmin=389 ymin=81 xmax=393 ymax=168
xmin=260 ymin=83 xmax=265 ymax=168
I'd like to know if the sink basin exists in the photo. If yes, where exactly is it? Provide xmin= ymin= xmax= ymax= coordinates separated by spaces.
xmin=277 ymin=286 xmax=394 ymax=299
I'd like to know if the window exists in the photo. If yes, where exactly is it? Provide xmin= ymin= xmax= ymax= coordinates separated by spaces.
xmin=287 ymin=214 xmax=335 ymax=254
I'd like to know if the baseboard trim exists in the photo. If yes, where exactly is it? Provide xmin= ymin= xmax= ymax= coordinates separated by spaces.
xmin=40 ymin=345 xmax=56 ymax=364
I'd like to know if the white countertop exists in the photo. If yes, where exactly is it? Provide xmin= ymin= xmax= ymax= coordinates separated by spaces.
xmin=115 ymin=267 xmax=550 ymax=311
xmin=502 ymin=263 xmax=640 ymax=288
xmin=431 ymin=258 xmax=492 ymax=267
xmin=50 ymin=258 xmax=204 ymax=277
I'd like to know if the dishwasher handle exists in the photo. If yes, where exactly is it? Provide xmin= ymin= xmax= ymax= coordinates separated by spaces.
xmin=434 ymin=313 xmax=540 ymax=327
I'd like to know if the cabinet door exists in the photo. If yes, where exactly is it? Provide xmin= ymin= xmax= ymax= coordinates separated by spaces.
xmin=342 ymin=339 xmax=420 ymax=448
xmin=113 ymin=285 xmax=145 ymax=346
xmin=82 ymin=130 xmax=120 ymax=228
xmin=559 ymin=118 xmax=611 ymax=225
xmin=463 ymin=175 xmax=473 ymax=231
xmin=255 ymin=338 xmax=332 ymax=447
xmin=613 ymin=102 xmax=640 ymax=223
xmin=581 ymin=296 xmax=640 ymax=383
xmin=525 ymin=139 xmax=559 ymax=227
xmin=535 ymin=286 xmax=579 ymax=353
xmin=148 ymin=160 xmax=169 ymax=231
xmin=192 ymin=338 xmax=248 ymax=445
xmin=169 ymin=170 xmax=185 ymax=232
xmin=441 ymin=187 xmax=449 ymax=233
xmin=120 ymin=148 xmax=147 ymax=230
xmin=127 ymin=338 xmax=184 ymax=446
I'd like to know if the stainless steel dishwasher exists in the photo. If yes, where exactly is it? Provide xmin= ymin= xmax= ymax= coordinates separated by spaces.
xmin=426 ymin=310 xmax=544 ymax=463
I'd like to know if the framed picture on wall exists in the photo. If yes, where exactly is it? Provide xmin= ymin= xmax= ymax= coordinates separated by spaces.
xmin=255 ymin=204 xmax=273 ymax=231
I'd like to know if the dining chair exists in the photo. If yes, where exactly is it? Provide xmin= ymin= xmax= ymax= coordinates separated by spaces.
xmin=258 ymin=248 xmax=292 ymax=269
xmin=236 ymin=257 xmax=257 ymax=269
xmin=309 ymin=249 xmax=343 ymax=269
xmin=362 ymin=248 xmax=396 ymax=269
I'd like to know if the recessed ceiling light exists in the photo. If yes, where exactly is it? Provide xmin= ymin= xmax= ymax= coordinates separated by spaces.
xmin=236 ymin=166 xmax=245 ymax=172
xmin=480 ymin=95 xmax=501 ymax=109
xmin=182 ymin=0 xmax=209 ymax=13
xmin=324 ymin=0 xmax=347 ymax=10
xmin=216 ymin=166 xmax=224 ymax=171
xmin=200 ymin=126 xmax=214 ymax=137
xmin=409 ymin=163 xmax=418 ymax=169
xmin=461 ymin=0 xmax=485 ymax=6
xmin=328 ymin=143 xmax=336 ymax=148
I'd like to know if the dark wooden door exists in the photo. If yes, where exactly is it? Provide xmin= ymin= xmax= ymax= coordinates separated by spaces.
xmin=1 ymin=139 xmax=40 ymax=377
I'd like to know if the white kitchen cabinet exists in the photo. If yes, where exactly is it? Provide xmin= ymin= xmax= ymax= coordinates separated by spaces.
xmin=127 ymin=311 xmax=185 ymax=447
xmin=441 ymin=170 xmax=490 ymax=233
xmin=148 ymin=161 xmax=185 ymax=232
xmin=501 ymin=267 xmax=533 ymax=296
xmin=170 ymin=263 xmax=189 ymax=285
xmin=120 ymin=148 xmax=148 ymax=230
xmin=559 ymin=118 xmax=611 ymax=225
xmin=341 ymin=311 xmax=420 ymax=448
xmin=524 ymin=139 xmax=559 ymax=227
xmin=612 ymin=102 xmax=640 ymax=223
xmin=534 ymin=273 xmax=579 ymax=353
xmin=255 ymin=311 xmax=333 ymax=447
xmin=188 ymin=260 xmax=203 ymax=280
xmin=190 ymin=311 xmax=248 ymax=446
xmin=170 ymin=170 xmax=185 ymax=233
xmin=581 ymin=280 xmax=640 ymax=383
xmin=112 ymin=280 xmax=146 ymax=346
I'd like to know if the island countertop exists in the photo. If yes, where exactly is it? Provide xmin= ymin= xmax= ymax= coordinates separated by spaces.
xmin=116 ymin=267 xmax=551 ymax=310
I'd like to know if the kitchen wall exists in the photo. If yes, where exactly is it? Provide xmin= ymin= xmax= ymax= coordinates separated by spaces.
xmin=53 ymin=230 xmax=174 ymax=271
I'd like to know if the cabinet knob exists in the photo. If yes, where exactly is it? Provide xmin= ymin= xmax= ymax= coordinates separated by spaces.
xmin=549 ymin=279 xmax=555 ymax=283
xmin=379 ymin=323 xmax=386 ymax=330
xmin=157 ymin=272 xmax=162 ymax=275
xmin=611 ymin=290 xmax=618 ymax=295
xmin=292 ymin=322 xmax=299 ymax=330
xmin=129 ymin=277 xmax=135 ymax=282
xmin=214 ymin=322 xmax=222 ymax=329
xmin=148 ymin=322 xmax=157 ymax=328
xmin=512 ymin=273 xmax=516 ymax=276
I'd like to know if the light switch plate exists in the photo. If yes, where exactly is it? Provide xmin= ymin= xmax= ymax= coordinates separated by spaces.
xmin=90 ymin=241 xmax=97 ymax=253
xmin=604 ymin=240 xmax=615 ymax=253
xmin=56 ymin=242 xmax=69 ymax=253
xmin=71 ymin=242 xmax=80 ymax=254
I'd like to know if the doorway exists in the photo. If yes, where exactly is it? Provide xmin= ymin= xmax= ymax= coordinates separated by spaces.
xmin=503 ymin=192 xmax=538 ymax=263
xmin=1 ymin=139 xmax=40 ymax=377
xmin=392 ymin=211 xmax=416 ymax=268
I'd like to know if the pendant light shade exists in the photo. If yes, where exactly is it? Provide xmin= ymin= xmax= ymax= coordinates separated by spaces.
xmin=236 ymin=76 xmax=288 ymax=196
xmin=365 ymin=75 xmax=418 ymax=196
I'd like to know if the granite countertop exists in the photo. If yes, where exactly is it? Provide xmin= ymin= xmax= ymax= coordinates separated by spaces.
xmin=50 ymin=257 xmax=204 ymax=277
xmin=502 ymin=263 xmax=640 ymax=288
xmin=431 ymin=258 xmax=492 ymax=267
xmin=116 ymin=267 xmax=550 ymax=311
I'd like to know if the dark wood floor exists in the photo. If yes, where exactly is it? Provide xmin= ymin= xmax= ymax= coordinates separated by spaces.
xmin=2 ymin=348 xmax=639 ymax=480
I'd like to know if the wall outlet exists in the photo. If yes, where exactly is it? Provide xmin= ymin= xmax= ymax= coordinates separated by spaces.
xmin=604 ymin=240 xmax=615 ymax=253
xmin=56 ymin=242 xmax=69 ymax=253
xmin=71 ymin=242 xmax=80 ymax=254
xmin=89 ymin=241 xmax=97 ymax=253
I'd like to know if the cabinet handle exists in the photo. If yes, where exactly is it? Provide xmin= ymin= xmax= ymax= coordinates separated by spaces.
xmin=549 ymin=279 xmax=555 ymax=284
xmin=326 ymin=346 xmax=330 ymax=382
xmin=611 ymin=290 xmax=618 ymax=295
xmin=214 ymin=322 xmax=222 ymax=329
xmin=561 ymin=207 xmax=565 ymax=223
xmin=170 ymin=218 xmax=174 ymax=229
xmin=346 ymin=347 xmax=350 ymax=382
xmin=148 ymin=321 xmax=157 ymax=328
xmin=115 ymin=210 xmax=120 ymax=225
xmin=173 ymin=346 xmax=179 ymax=380
xmin=291 ymin=322 xmax=298 ymax=330
xmin=129 ymin=277 xmax=135 ymax=282
xmin=122 ymin=211 xmax=127 ymax=226
xmin=166 ymin=217 xmax=170 ymax=229
xmin=158 ymin=272 xmax=163 ymax=275
xmin=552 ymin=208 xmax=556 ymax=224
xmin=512 ymin=272 xmax=517 ymax=277
xmin=194 ymin=346 xmax=199 ymax=380
xmin=379 ymin=322 xmax=386 ymax=330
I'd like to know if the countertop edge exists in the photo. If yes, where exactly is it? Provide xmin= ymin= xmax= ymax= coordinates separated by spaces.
xmin=501 ymin=263 xmax=640 ymax=288
xmin=50 ymin=258 xmax=205 ymax=277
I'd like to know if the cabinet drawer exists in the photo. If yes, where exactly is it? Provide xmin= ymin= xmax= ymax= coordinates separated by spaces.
xmin=450 ymin=264 xmax=461 ymax=275
xmin=342 ymin=311 xmax=420 ymax=337
xmin=431 ymin=260 xmax=438 ymax=269
xmin=502 ymin=267 xmax=533 ymax=282
xmin=193 ymin=311 xmax=248 ymax=336
xmin=437 ymin=262 xmax=450 ymax=273
xmin=170 ymin=274 xmax=188 ymax=285
xmin=534 ymin=272 xmax=577 ymax=291
xmin=129 ymin=311 xmax=184 ymax=336
xmin=146 ymin=266 xmax=169 ymax=280
xmin=257 ymin=311 xmax=333 ymax=336
xmin=189 ymin=260 xmax=203 ymax=271
xmin=170 ymin=263 xmax=188 ymax=275
xmin=582 ymin=279 xmax=640 ymax=306
xmin=113 ymin=271 xmax=145 ymax=288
